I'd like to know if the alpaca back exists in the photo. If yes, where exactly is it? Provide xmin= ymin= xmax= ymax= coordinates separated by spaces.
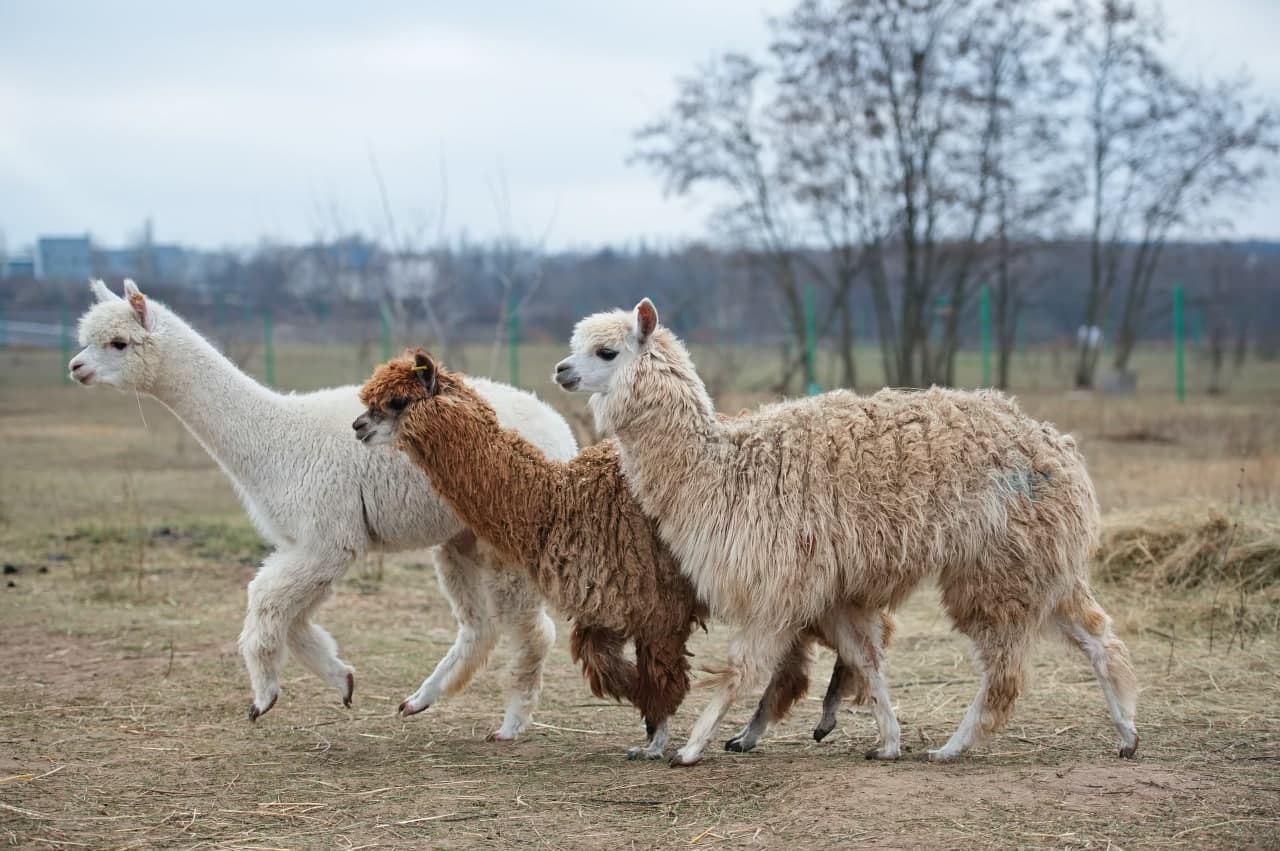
xmin=620 ymin=384 xmax=1097 ymax=627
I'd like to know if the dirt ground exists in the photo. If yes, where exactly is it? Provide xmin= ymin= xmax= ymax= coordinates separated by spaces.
xmin=1 ymin=347 xmax=1278 ymax=849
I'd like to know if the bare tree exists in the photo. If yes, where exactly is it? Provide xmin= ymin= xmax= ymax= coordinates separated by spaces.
xmin=1108 ymin=77 xmax=1279 ymax=374
xmin=633 ymin=53 xmax=814 ymax=393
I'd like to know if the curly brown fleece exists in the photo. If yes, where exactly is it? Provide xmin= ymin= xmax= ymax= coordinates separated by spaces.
xmin=358 ymin=351 xmax=878 ymax=755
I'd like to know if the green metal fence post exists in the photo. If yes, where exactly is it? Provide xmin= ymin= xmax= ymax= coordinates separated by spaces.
xmin=508 ymin=300 xmax=520 ymax=389
xmin=263 ymin=307 xmax=275 ymax=388
xmin=803 ymin=285 xmax=819 ymax=396
xmin=1173 ymin=284 xmax=1185 ymax=403
xmin=60 ymin=303 xmax=72 ymax=383
xmin=979 ymin=284 xmax=991 ymax=387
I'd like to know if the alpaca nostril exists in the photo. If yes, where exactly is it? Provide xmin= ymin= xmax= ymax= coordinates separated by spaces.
xmin=71 ymin=361 xmax=83 ymax=372
xmin=556 ymin=363 xmax=570 ymax=374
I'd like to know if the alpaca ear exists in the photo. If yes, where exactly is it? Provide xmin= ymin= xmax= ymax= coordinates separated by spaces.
xmin=90 ymin=279 xmax=121 ymax=303
xmin=413 ymin=351 xmax=439 ymax=396
xmin=634 ymin=298 xmax=659 ymax=344
xmin=122 ymin=279 xmax=150 ymax=329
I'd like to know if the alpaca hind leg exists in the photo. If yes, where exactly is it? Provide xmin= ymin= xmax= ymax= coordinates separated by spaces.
xmin=827 ymin=610 xmax=900 ymax=759
xmin=489 ymin=574 xmax=555 ymax=741
xmin=400 ymin=537 xmax=498 ymax=716
xmin=928 ymin=624 xmax=1032 ymax=763
xmin=240 ymin=549 xmax=334 ymax=719
xmin=671 ymin=627 xmax=793 ymax=767
xmin=725 ymin=637 xmax=810 ymax=753
xmin=813 ymin=659 xmax=857 ymax=742
xmin=1055 ymin=583 xmax=1140 ymax=757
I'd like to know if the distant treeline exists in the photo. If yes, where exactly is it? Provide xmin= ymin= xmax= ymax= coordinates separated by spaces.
xmin=5 ymin=239 xmax=1277 ymax=352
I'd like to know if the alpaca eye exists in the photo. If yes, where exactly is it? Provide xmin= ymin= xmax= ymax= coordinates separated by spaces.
xmin=597 ymin=348 xmax=618 ymax=361
xmin=110 ymin=339 xmax=128 ymax=351
xmin=388 ymin=397 xmax=408 ymax=412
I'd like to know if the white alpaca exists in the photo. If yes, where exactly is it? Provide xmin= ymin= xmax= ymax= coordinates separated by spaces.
xmin=555 ymin=299 xmax=1139 ymax=767
xmin=69 ymin=280 xmax=578 ymax=739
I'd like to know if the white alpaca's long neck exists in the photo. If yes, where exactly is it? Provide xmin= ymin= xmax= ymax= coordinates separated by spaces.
xmin=145 ymin=308 xmax=285 ymax=491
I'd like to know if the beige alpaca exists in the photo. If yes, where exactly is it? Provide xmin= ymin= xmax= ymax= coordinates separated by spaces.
xmin=355 ymin=351 xmax=890 ymax=758
xmin=555 ymin=299 xmax=1139 ymax=767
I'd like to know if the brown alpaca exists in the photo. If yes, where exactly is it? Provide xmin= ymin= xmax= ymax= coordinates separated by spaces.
xmin=355 ymin=350 xmax=885 ymax=758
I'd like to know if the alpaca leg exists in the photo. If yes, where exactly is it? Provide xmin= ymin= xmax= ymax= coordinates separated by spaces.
xmin=927 ymin=624 xmax=1033 ymax=763
xmin=401 ymin=539 xmax=499 ymax=716
xmin=240 ymin=548 xmax=334 ymax=719
xmin=724 ymin=637 xmax=810 ymax=753
xmin=812 ymin=660 xmax=853 ymax=742
xmin=287 ymin=608 xmax=356 ymax=707
xmin=826 ymin=610 xmax=901 ymax=759
xmin=489 ymin=578 xmax=555 ymax=742
xmin=1055 ymin=583 xmax=1140 ymax=758
xmin=629 ymin=634 xmax=691 ymax=760
xmin=671 ymin=627 xmax=792 ymax=767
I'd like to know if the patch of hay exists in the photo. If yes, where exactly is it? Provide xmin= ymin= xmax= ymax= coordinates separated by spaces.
xmin=1096 ymin=504 xmax=1280 ymax=591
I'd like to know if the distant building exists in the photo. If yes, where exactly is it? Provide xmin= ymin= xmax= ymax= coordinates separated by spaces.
xmin=3 ymin=256 xmax=35 ymax=279
xmin=36 ymin=235 xmax=94 ymax=281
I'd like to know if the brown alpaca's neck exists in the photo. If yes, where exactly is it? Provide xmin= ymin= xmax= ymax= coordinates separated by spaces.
xmin=399 ymin=405 xmax=561 ymax=565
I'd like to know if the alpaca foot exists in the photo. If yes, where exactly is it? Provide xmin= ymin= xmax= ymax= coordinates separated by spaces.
xmin=398 ymin=697 xmax=430 ymax=718
xmin=1119 ymin=734 xmax=1139 ymax=759
xmin=342 ymin=671 xmax=355 ymax=708
xmin=723 ymin=734 xmax=758 ymax=753
xmin=626 ymin=743 xmax=666 ymax=760
xmin=864 ymin=744 xmax=901 ymax=761
xmin=813 ymin=721 xmax=836 ymax=742
xmin=668 ymin=747 xmax=703 ymax=768
xmin=922 ymin=748 xmax=961 ymax=764
xmin=247 ymin=690 xmax=278 ymax=722
xmin=485 ymin=728 xmax=518 ymax=743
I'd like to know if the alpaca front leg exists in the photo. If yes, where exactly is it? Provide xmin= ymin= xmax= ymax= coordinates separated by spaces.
xmin=827 ymin=610 xmax=900 ymax=759
xmin=629 ymin=718 xmax=670 ymax=760
xmin=288 ymin=617 xmax=356 ymax=707
xmin=672 ymin=629 xmax=791 ymax=767
xmin=239 ymin=549 xmax=312 ymax=720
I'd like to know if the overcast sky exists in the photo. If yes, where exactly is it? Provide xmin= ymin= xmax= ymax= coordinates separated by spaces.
xmin=2 ymin=0 xmax=1277 ymax=253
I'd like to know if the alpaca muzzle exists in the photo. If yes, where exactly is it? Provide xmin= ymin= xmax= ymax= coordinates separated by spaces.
xmin=553 ymin=361 xmax=579 ymax=391
xmin=352 ymin=413 xmax=374 ymax=443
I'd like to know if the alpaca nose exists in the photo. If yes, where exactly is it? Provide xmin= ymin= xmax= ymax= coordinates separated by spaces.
xmin=555 ymin=362 xmax=568 ymax=374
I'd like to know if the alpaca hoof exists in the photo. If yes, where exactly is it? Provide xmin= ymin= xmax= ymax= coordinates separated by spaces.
xmin=723 ymin=736 xmax=751 ymax=753
xmin=865 ymin=746 xmax=900 ymax=761
xmin=922 ymin=749 xmax=958 ymax=764
xmin=399 ymin=697 xmax=430 ymax=717
xmin=248 ymin=692 xmax=278 ymax=722
xmin=1119 ymin=735 xmax=1139 ymax=759
xmin=813 ymin=724 xmax=834 ymax=743
xmin=343 ymin=671 xmax=355 ymax=708
xmin=668 ymin=753 xmax=702 ymax=768
xmin=626 ymin=746 xmax=664 ymax=761
xmin=485 ymin=729 xmax=517 ymax=743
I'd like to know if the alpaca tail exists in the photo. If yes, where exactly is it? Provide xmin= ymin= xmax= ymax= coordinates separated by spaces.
xmin=1054 ymin=580 xmax=1140 ymax=757
xmin=569 ymin=625 xmax=638 ymax=705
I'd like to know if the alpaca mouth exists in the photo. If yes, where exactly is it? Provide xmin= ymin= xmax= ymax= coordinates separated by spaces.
xmin=556 ymin=376 xmax=580 ymax=391
xmin=72 ymin=370 xmax=96 ymax=385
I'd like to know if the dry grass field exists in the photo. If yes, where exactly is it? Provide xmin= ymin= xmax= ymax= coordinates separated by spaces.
xmin=1 ymin=343 xmax=1278 ymax=849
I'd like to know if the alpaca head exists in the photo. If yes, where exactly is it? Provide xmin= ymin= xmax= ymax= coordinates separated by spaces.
xmin=69 ymin=279 xmax=163 ymax=391
xmin=354 ymin=349 xmax=490 ymax=449
xmin=553 ymin=298 xmax=661 ymax=396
